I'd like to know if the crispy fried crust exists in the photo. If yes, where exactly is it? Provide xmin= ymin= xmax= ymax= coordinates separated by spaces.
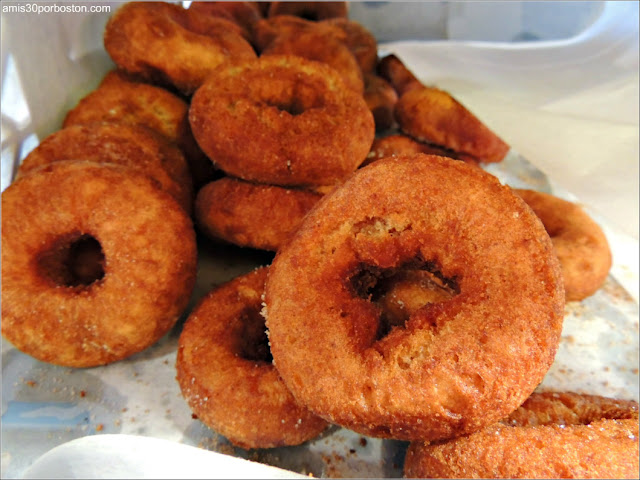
xmin=195 ymin=177 xmax=322 ymax=251
xmin=267 ymin=1 xmax=348 ymax=21
xmin=515 ymin=189 xmax=612 ymax=301
xmin=189 ymin=55 xmax=374 ymax=187
xmin=321 ymin=18 xmax=378 ymax=73
xmin=176 ymin=267 xmax=329 ymax=449
xmin=18 ymin=122 xmax=193 ymax=213
xmin=264 ymin=154 xmax=565 ymax=441
xmin=1 ymin=161 xmax=197 ymax=367
xmin=104 ymin=1 xmax=256 ymax=95
xmin=365 ymin=134 xmax=479 ymax=167
xmin=395 ymin=86 xmax=510 ymax=163
xmin=404 ymin=392 xmax=639 ymax=479
xmin=187 ymin=1 xmax=263 ymax=43
xmin=363 ymin=74 xmax=398 ymax=132
xmin=63 ymin=70 xmax=215 ymax=189
xmin=377 ymin=54 xmax=424 ymax=97
xmin=261 ymin=28 xmax=364 ymax=93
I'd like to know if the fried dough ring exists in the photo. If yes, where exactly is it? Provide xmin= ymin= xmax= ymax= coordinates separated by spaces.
xmin=514 ymin=189 xmax=612 ymax=301
xmin=18 ymin=122 xmax=193 ymax=214
xmin=321 ymin=18 xmax=378 ymax=74
xmin=395 ymin=86 xmax=510 ymax=163
xmin=189 ymin=55 xmax=374 ymax=187
xmin=1 ymin=161 xmax=197 ymax=367
xmin=104 ymin=1 xmax=256 ymax=95
xmin=264 ymin=154 xmax=565 ymax=441
xmin=187 ymin=2 xmax=263 ymax=43
xmin=404 ymin=392 xmax=639 ymax=479
xmin=267 ymin=1 xmax=348 ymax=21
xmin=176 ymin=267 xmax=329 ymax=449
xmin=195 ymin=177 xmax=322 ymax=251
xmin=261 ymin=28 xmax=364 ymax=93
xmin=252 ymin=15 xmax=322 ymax=52
xmin=64 ymin=70 xmax=215 ymax=189
xmin=377 ymin=54 xmax=423 ymax=96
xmin=364 ymin=134 xmax=479 ymax=167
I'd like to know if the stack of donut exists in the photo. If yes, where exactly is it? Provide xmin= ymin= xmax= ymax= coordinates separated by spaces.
xmin=2 ymin=1 xmax=629 ymax=474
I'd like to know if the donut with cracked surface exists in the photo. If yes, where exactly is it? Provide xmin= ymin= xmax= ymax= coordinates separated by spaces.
xmin=264 ymin=153 xmax=565 ymax=441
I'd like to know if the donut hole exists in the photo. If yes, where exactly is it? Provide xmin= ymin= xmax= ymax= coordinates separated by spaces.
xmin=348 ymin=260 xmax=459 ymax=341
xmin=256 ymin=79 xmax=328 ymax=116
xmin=36 ymin=233 xmax=106 ymax=288
xmin=237 ymin=307 xmax=273 ymax=364
xmin=265 ymin=98 xmax=307 ymax=116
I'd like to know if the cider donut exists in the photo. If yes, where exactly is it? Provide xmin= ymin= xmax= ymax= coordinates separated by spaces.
xmin=189 ymin=55 xmax=374 ymax=187
xmin=395 ymin=86 xmax=510 ymax=163
xmin=377 ymin=54 xmax=423 ymax=96
xmin=267 ymin=1 xmax=348 ymax=21
xmin=64 ymin=70 xmax=215 ymax=189
xmin=261 ymin=28 xmax=364 ymax=93
xmin=1 ymin=161 xmax=197 ymax=368
xmin=364 ymin=134 xmax=479 ymax=167
xmin=176 ymin=267 xmax=329 ymax=449
xmin=187 ymin=1 xmax=263 ymax=43
xmin=514 ymin=189 xmax=612 ymax=301
xmin=264 ymin=154 xmax=565 ymax=441
xmin=18 ymin=122 xmax=193 ymax=214
xmin=104 ymin=1 xmax=256 ymax=95
xmin=252 ymin=15 xmax=321 ymax=52
xmin=404 ymin=392 xmax=639 ymax=479
xmin=321 ymin=18 xmax=378 ymax=74
xmin=195 ymin=177 xmax=322 ymax=251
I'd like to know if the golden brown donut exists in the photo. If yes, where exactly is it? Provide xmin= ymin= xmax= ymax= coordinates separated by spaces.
xmin=377 ymin=53 xmax=424 ymax=96
xmin=18 ymin=122 xmax=193 ymax=214
xmin=187 ymin=1 xmax=263 ymax=43
xmin=264 ymin=154 xmax=565 ymax=441
xmin=261 ymin=28 xmax=364 ymax=93
xmin=268 ymin=1 xmax=348 ymax=21
xmin=514 ymin=189 xmax=612 ymax=301
xmin=321 ymin=18 xmax=378 ymax=73
xmin=1 ymin=161 xmax=197 ymax=368
xmin=176 ymin=266 xmax=329 ymax=449
xmin=395 ymin=86 xmax=510 ymax=163
xmin=252 ymin=15 xmax=321 ymax=52
xmin=364 ymin=134 xmax=480 ymax=167
xmin=195 ymin=177 xmax=322 ymax=251
xmin=63 ymin=70 xmax=215 ymax=190
xmin=363 ymin=73 xmax=398 ymax=132
xmin=189 ymin=55 xmax=374 ymax=187
xmin=104 ymin=1 xmax=256 ymax=95
xmin=404 ymin=392 xmax=639 ymax=479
